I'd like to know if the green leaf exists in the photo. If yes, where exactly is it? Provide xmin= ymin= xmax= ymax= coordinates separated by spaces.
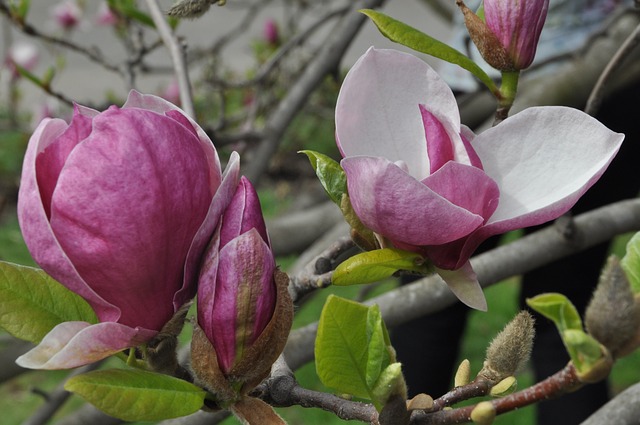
xmin=9 ymin=0 xmax=31 ymax=20
xmin=0 ymin=261 xmax=97 ymax=343
xmin=371 ymin=362 xmax=405 ymax=405
xmin=108 ymin=0 xmax=155 ymax=27
xmin=65 ymin=369 xmax=206 ymax=421
xmin=360 ymin=9 xmax=498 ymax=95
xmin=333 ymin=248 xmax=432 ymax=286
xmin=299 ymin=150 xmax=347 ymax=205
xmin=562 ymin=329 xmax=604 ymax=374
xmin=315 ymin=295 xmax=396 ymax=410
xmin=526 ymin=293 xmax=583 ymax=333
xmin=621 ymin=232 xmax=640 ymax=293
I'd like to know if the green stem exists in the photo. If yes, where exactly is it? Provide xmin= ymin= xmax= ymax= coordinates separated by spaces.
xmin=494 ymin=70 xmax=520 ymax=125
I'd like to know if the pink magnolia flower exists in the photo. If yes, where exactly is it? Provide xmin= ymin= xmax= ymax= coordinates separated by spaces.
xmin=484 ymin=0 xmax=549 ymax=69
xmin=335 ymin=48 xmax=623 ymax=309
xmin=5 ymin=41 xmax=39 ymax=80
xmin=192 ymin=177 xmax=292 ymax=399
xmin=16 ymin=91 xmax=240 ymax=369
xmin=52 ymin=0 xmax=82 ymax=31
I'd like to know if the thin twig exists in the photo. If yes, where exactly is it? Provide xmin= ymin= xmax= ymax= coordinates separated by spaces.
xmin=145 ymin=0 xmax=195 ymax=117
xmin=585 ymin=20 xmax=640 ymax=115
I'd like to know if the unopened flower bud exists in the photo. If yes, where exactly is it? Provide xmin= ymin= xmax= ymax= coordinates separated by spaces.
xmin=192 ymin=177 xmax=294 ymax=402
xmin=457 ymin=0 xmax=549 ymax=71
xmin=263 ymin=19 xmax=280 ymax=45
xmin=585 ymin=256 xmax=640 ymax=358
xmin=479 ymin=311 xmax=534 ymax=383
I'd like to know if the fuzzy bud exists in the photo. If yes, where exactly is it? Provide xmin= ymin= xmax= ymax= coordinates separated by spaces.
xmin=585 ymin=256 xmax=640 ymax=359
xmin=167 ymin=0 xmax=224 ymax=19
xmin=479 ymin=311 xmax=535 ymax=383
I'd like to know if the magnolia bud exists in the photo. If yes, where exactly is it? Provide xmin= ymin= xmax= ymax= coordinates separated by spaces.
xmin=456 ymin=0 xmax=549 ymax=71
xmin=479 ymin=311 xmax=534 ymax=383
xmin=192 ymin=177 xmax=294 ymax=404
xmin=585 ymin=256 xmax=640 ymax=358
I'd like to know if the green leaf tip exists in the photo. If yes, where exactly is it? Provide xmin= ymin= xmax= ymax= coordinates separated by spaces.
xmin=299 ymin=150 xmax=347 ymax=206
xmin=0 ymin=261 xmax=97 ymax=343
xmin=65 ymin=368 xmax=206 ymax=422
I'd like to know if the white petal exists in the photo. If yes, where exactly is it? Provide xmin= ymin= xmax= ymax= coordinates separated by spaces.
xmin=472 ymin=106 xmax=624 ymax=226
xmin=335 ymin=48 xmax=459 ymax=180
xmin=436 ymin=262 xmax=487 ymax=311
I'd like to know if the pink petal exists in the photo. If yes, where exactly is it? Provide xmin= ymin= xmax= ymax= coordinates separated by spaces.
xmin=219 ymin=176 xmax=269 ymax=248
xmin=123 ymin=90 xmax=221 ymax=186
xmin=422 ymin=161 xmax=499 ymax=222
xmin=18 ymin=119 xmax=119 ymax=322
xmin=212 ymin=230 xmax=276 ymax=373
xmin=178 ymin=152 xmax=240 ymax=309
xmin=336 ymin=48 xmax=459 ymax=180
xmin=49 ymin=107 xmax=214 ymax=330
xmin=421 ymin=105 xmax=454 ymax=173
xmin=341 ymin=156 xmax=484 ymax=246
xmin=15 ymin=321 xmax=156 ymax=369
xmin=436 ymin=262 xmax=487 ymax=311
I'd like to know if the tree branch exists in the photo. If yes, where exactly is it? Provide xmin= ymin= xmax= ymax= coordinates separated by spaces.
xmin=244 ymin=0 xmax=388 ymax=181
xmin=284 ymin=198 xmax=640 ymax=370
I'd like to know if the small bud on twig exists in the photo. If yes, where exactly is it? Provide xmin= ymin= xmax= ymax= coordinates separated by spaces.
xmin=167 ymin=0 xmax=223 ymax=19
xmin=454 ymin=359 xmax=471 ymax=387
xmin=489 ymin=376 xmax=517 ymax=397
xmin=470 ymin=401 xmax=496 ymax=425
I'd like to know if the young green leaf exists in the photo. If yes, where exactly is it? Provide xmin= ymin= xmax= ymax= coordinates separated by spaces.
xmin=360 ymin=9 xmax=498 ymax=95
xmin=0 ymin=261 xmax=97 ymax=343
xmin=299 ymin=150 xmax=347 ymax=205
xmin=332 ymin=248 xmax=432 ymax=286
xmin=621 ymin=231 xmax=640 ymax=293
xmin=562 ymin=329 xmax=605 ymax=374
xmin=315 ymin=295 xmax=400 ymax=410
xmin=65 ymin=369 xmax=206 ymax=422
xmin=526 ymin=293 xmax=582 ymax=333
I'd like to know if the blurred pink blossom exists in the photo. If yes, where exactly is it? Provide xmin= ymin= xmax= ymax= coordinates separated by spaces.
xmin=4 ymin=41 xmax=39 ymax=80
xmin=161 ymin=79 xmax=181 ymax=106
xmin=263 ymin=19 xmax=280 ymax=45
xmin=52 ymin=1 xmax=83 ymax=31
xmin=95 ymin=2 xmax=119 ymax=26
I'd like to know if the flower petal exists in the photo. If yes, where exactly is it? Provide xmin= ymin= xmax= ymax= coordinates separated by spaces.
xmin=123 ymin=90 xmax=221 ymax=184
xmin=336 ymin=48 xmax=459 ymax=180
xmin=474 ymin=106 xmax=624 ymax=230
xmin=179 ymin=152 xmax=241 ymax=309
xmin=436 ymin=262 xmax=487 ymax=311
xmin=15 ymin=321 xmax=156 ymax=369
xmin=423 ymin=161 xmax=499 ymax=221
xmin=342 ymin=156 xmax=484 ymax=246
xmin=18 ymin=118 xmax=119 ymax=322
xmin=49 ymin=107 xmax=214 ymax=330
xmin=211 ymin=230 xmax=276 ymax=373
xmin=421 ymin=105 xmax=454 ymax=173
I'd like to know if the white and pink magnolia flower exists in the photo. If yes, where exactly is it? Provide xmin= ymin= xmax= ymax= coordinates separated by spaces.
xmin=335 ymin=48 xmax=623 ymax=309
xmin=16 ymin=91 xmax=240 ymax=369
